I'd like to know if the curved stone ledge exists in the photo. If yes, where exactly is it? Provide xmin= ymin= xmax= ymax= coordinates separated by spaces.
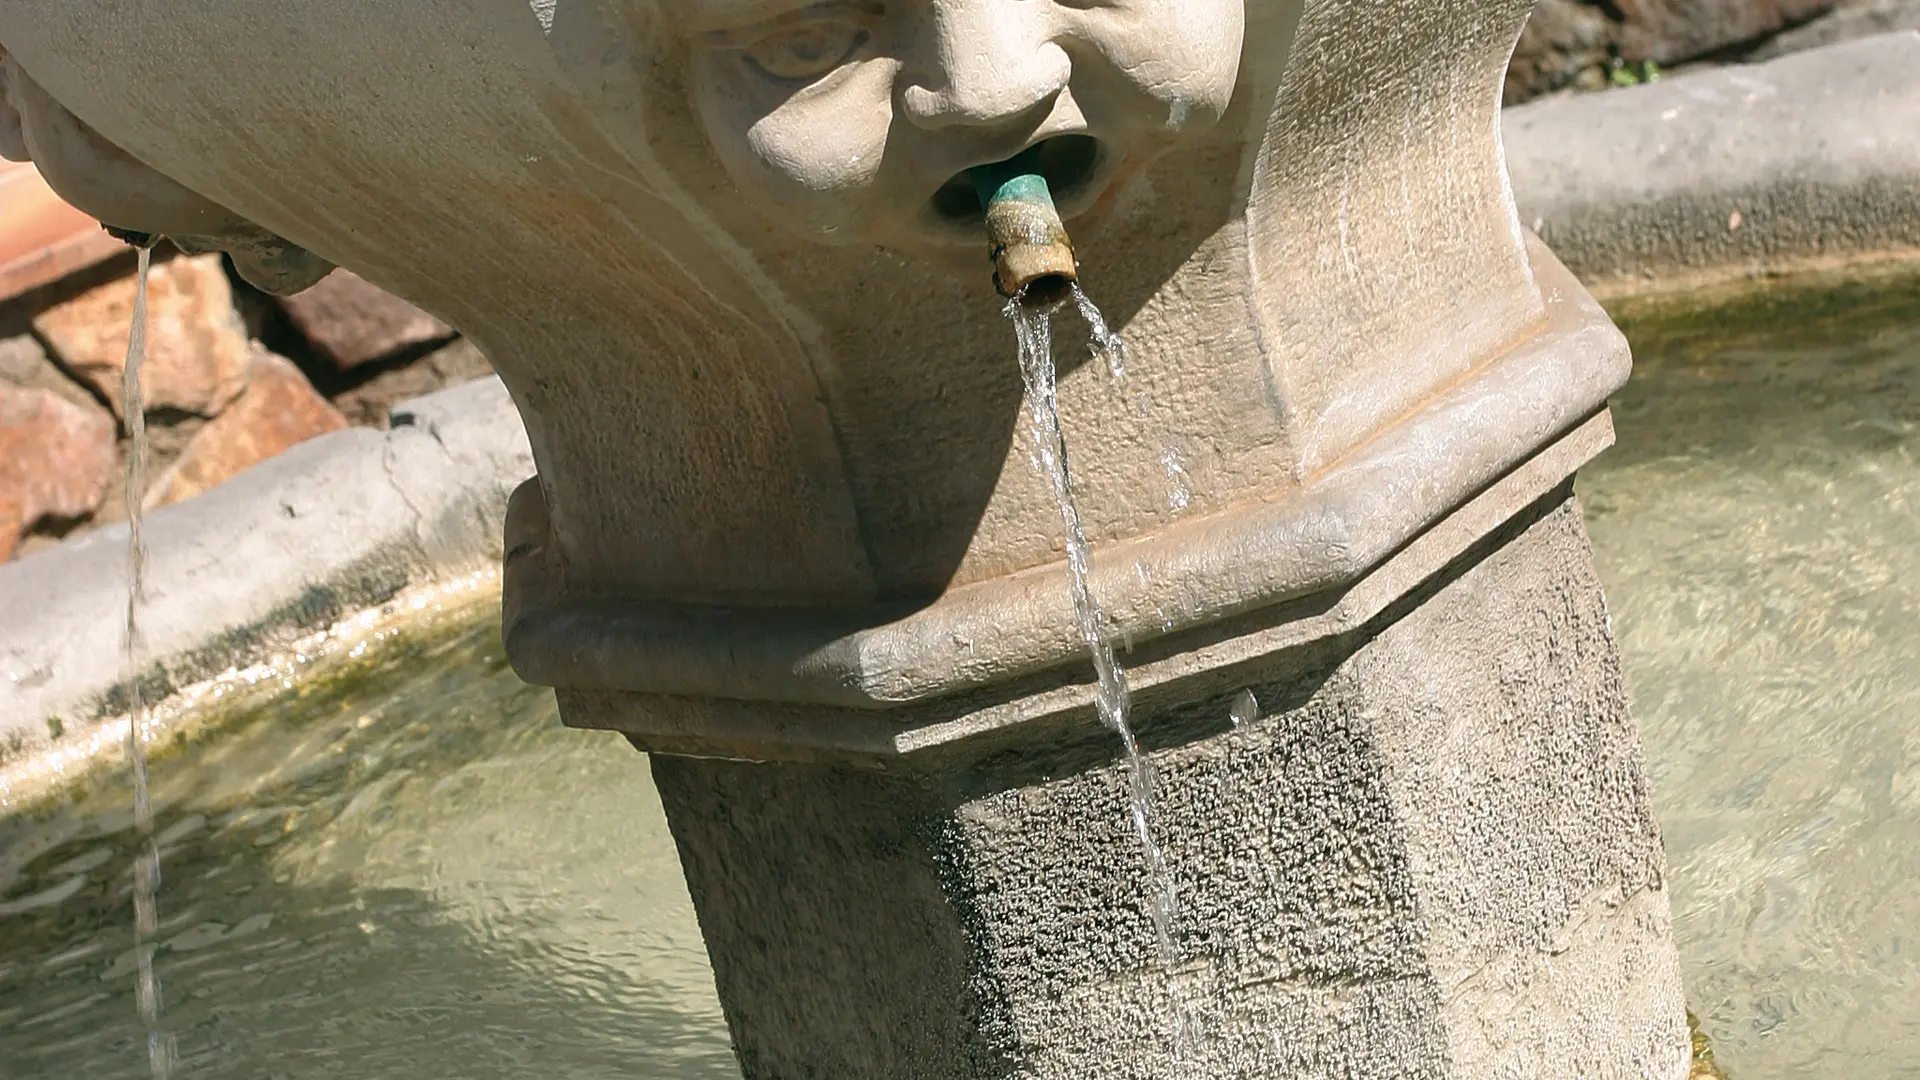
xmin=505 ymin=237 xmax=1628 ymax=721
xmin=1505 ymin=31 xmax=1920 ymax=293
xmin=0 ymin=376 xmax=532 ymax=758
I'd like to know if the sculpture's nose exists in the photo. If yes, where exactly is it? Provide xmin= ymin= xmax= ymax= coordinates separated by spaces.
xmin=899 ymin=2 xmax=1071 ymax=133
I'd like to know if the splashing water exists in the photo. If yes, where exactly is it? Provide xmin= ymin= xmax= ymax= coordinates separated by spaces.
xmin=120 ymin=242 xmax=176 ymax=1079
xmin=1071 ymin=284 xmax=1191 ymax=512
xmin=1071 ymin=283 xmax=1130 ymax=379
xmin=1229 ymin=690 xmax=1258 ymax=731
xmin=1007 ymin=291 xmax=1188 ymax=1039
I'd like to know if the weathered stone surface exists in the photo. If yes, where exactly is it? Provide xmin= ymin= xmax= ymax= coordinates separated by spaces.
xmin=31 ymin=251 xmax=249 ymax=418
xmin=279 ymin=269 xmax=453 ymax=370
xmin=0 ymin=375 xmax=533 ymax=748
xmin=145 ymin=348 xmax=345 ymax=508
xmin=652 ymin=496 xmax=1690 ymax=1079
xmin=0 ymin=382 xmax=113 ymax=558
xmin=1505 ymin=32 xmax=1920 ymax=289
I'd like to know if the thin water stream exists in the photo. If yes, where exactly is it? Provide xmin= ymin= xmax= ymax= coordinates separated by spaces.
xmin=117 ymin=242 xmax=174 ymax=1079
xmin=1006 ymin=289 xmax=1190 ymax=1043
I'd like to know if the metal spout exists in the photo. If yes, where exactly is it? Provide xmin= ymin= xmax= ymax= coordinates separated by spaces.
xmin=103 ymin=224 xmax=159 ymax=250
xmin=972 ymin=153 xmax=1077 ymax=306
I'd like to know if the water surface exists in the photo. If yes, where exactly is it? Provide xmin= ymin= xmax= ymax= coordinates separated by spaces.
xmin=0 ymin=617 xmax=738 ymax=1078
xmin=1584 ymin=275 xmax=1920 ymax=1077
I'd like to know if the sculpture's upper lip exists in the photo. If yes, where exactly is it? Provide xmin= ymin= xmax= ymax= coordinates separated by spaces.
xmin=919 ymin=132 xmax=1109 ymax=243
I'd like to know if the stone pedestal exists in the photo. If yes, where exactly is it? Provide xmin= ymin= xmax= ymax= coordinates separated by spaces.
xmin=648 ymin=491 xmax=1685 ymax=1080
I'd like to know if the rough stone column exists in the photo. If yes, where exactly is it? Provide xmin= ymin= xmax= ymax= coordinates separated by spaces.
xmin=0 ymin=0 xmax=1693 ymax=1075
xmin=643 ymin=489 xmax=1683 ymax=1079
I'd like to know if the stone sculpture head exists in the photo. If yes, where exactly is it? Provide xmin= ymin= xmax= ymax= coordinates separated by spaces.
xmin=675 ymin=0 xmax=1245 ymax=254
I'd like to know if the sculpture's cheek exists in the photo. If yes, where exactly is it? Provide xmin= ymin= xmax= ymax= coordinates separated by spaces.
xmin=1076 ymin=0 xmax=1245 ymax=132
xmin=695 ymin=60 xmax=900 ymax=239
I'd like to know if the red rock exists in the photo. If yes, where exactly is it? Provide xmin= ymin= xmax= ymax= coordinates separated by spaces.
xmin=0 ymin=383 xmax=116 ymax=559
xmin=279 ymin=269 xmax=453 ymax=370
xmin=144 ymin=349 xmax=347 ymax=509
xmin=32 ymin=252 xmax=251 ymax=419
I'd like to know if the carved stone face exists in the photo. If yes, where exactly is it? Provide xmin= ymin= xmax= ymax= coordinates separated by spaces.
xmin=681 ymin=0 xmax=1244 ymax=251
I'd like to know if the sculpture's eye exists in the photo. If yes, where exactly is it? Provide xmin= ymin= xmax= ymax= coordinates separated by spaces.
xmin=743 ymin=21 xmax=870 ymax=83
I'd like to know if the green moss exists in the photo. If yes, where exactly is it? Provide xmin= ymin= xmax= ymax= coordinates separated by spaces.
xmin=1607 ymin=256 xmax=1920 ymax=366
xmin=1608 ymin=57 xmax=1662 ymax=88
xmin=1688 ymin=1011 xmax=1730 ymax=1078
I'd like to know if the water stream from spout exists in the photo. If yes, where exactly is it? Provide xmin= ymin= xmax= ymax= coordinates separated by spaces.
xmin=119 ymin=243 xmax=175 ymax=1079
xmin=1007 ymin=291 xmax=1191 ymax=1046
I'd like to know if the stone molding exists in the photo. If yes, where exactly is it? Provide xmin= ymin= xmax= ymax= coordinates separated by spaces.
xmin=518 ymin=236 xmax=1628 ymax=758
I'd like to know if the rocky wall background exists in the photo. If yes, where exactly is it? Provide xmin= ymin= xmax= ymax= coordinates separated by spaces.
xmin=1505 ymin=0 xmax=1919 ymax=101
xmin=0 ymin=230 xmax=490 ymax=562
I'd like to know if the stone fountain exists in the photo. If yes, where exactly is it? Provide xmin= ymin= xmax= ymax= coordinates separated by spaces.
xmin=1 ymin=0 xmax=1691 ymax=1075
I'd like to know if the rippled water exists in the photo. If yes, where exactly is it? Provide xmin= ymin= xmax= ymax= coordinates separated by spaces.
xmin=1584 ymin=275 xmax=1920 ymax=1078
xmin=5 ymin=273 xmax=1920 ymax=1078
xmin=0 ymin=614 xmax=738 ymax=1079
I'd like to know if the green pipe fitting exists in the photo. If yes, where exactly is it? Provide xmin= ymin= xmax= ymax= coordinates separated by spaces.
xmin=971 ymin=150 xmax=1078 ymax=306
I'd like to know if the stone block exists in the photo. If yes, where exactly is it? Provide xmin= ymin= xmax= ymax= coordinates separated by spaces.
xmin=144 ymin=348 xmax=345 ymax=509
xmin=32 ymin=251 xmax=249 ymax=418
xmin=280 ymin=269 xmax=452 ymax=371
xmin=0 ymin=382 xmax=113 ymax=558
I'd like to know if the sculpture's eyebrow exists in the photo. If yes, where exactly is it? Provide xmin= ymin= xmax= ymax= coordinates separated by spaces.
xmin=681 ymin=0 xmax=882 ymax=36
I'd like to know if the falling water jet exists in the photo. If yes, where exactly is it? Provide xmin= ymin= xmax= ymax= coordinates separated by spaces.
xmin=977 ymin=154 xmax=1200 ymax=1045
xmin=112 ymin=226 xmax=176 ymax=1080
xmin=1004 ymin=284 xmax=1197 ymax=1051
